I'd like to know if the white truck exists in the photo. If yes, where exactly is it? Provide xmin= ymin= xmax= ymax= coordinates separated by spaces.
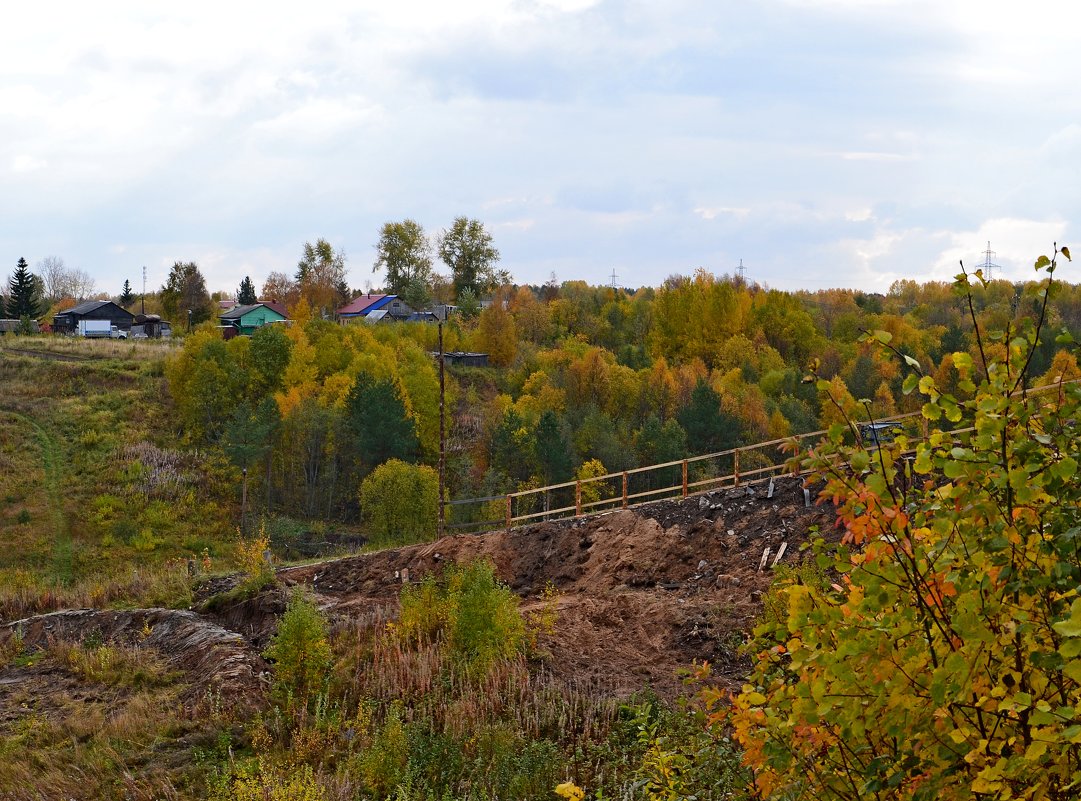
xmin=78 ymin=320 xmax=112 ymax=338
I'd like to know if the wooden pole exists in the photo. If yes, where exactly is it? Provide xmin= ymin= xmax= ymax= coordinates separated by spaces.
xmin=734 ymin=449 xmax=740 ymax=486
xmin=438 ymin=322 xmax=446 ymax=539
xmin=505 ymin=494 xmax=512 ymax=530
xmin=575 ymin=481 xmax=582 ymax=516
xmin=241 ymin=467 xmax=248 ymax=534
xmin=681 ymin=460 xmax=688 ymax=498
xmin=622 ymin=471 xmax=628 ymax=508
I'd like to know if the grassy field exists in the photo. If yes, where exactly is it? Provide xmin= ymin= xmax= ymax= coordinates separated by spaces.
xmin=0 ymin=337 xmax=239 ymax=617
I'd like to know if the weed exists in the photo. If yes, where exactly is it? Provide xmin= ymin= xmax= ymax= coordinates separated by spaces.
xmin=52 ymin=640 xmax=176 ymax=688
xmin=0 ymin=629 xmax=24 ymax=668
xmin=526 ymin=580 xmax=559 ymax=652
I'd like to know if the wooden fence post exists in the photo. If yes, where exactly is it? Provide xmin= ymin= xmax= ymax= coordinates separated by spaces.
xmin=575 ymin=481 xmax=582 ymax=516
xmin=505 ymin=495 xmax=512 ymax=530
xmin=682 ymin=460 xmax=688 ymax=498
xmin=622 ymin=471 xmax=628 ymax=508
xmin=733 ymin=449 xmax=740 ymax=486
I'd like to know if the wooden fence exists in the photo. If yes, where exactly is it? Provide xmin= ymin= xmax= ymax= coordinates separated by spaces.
xmin=446 ymin=411 xmax=931 ymax=532
xmin=443 ymin=377 xmax=1081 ymax=533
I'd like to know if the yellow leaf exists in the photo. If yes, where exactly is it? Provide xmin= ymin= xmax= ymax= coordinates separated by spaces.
xmin=1025 ymin=740 xmax=1048 ymax=761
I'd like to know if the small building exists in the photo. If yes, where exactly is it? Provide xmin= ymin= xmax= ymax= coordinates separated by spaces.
xmin=52 ymin=301 xmax=135 ymax=335
xmin=131 ymin=314 xmax=172 ymax=339
xmin=439 ymin=351 xmax=490 ymax=368
xmin=218 ymin=302 xmax=289 ymax=336
xmin=337 ymin=294 xmax=415 ymax=323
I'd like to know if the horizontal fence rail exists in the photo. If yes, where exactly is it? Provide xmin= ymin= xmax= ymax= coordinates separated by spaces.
xmin=446 ymin=414 xmax=924 ymax=533
xmin=443 ymin=378 xmax=1080 ymax=534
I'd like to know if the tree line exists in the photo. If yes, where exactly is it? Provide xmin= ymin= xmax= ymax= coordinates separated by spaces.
xmin=163 ymin=260 xmax=1081 ymax=538
xmin=2 ymin=215 xmax=504 ymax=326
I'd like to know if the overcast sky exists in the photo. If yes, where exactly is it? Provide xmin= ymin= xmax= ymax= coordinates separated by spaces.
xmin=4 ymin=0 xmax=1078 ymax=297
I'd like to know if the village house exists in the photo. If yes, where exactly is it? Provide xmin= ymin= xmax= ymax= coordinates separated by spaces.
xmin=218 ymin=302 xmax=289 ymax=337
xmin=52 ymin=300 xmax=135 ymax=335
xmin=337 ymin=294 xmax=415 ymax=323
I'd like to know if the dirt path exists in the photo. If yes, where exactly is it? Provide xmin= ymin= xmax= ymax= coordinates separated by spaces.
xmin=0 ymin=346 xmax=89 ymax=362
xmin=3 ymin=410 xmax=72 ymax=584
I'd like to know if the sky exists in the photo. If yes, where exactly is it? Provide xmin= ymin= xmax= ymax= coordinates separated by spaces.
xmin=3 ymin=0 xmax=1079 ymax=297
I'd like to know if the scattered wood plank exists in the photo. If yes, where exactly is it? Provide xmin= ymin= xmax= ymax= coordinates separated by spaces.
xmin=771 ymin=541 xmax=788 ymax=567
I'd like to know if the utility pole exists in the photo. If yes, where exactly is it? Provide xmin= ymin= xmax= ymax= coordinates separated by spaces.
xmin=438 ymin=321 xmax=446 ymax=538
xmin=141 ymin=265 xmax=146 ymax=315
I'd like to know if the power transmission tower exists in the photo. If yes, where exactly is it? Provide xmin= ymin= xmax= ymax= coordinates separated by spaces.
xmin=736 ymin=259 xmax=746 ymax=284
xmin=979 ymin=241 xmax=1002 ymax=281
xmin=608 ymin=268 xmax=619 ymax=289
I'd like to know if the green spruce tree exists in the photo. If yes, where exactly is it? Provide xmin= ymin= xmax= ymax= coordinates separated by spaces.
xmin=534 ymin=410 xmax=572 ymax=484
xmin=344 ymin=371 xmax=419 ymax=476
xmin=237 ymin=276 xmax=258 ymax=305
xmin=8 ymin=258 xmax=41 ymax=318
xmin=677 ymin=378 xmax=740 ymax=455
xmin=119 ymin=279 xmax=134 ymax=307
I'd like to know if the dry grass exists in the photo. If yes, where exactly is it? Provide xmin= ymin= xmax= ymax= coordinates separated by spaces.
xmin=0 ymin=561 xmax=194 ymax=621
xmin=0 ymin=636 xmax=213 ymax=801
xmin=1 ymin=334 xmax=180 ymax=360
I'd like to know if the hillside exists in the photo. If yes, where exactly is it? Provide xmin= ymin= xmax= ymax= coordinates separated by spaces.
xmin=0 ymin=469 xmax=831 ymax=799
xmin=0 ymin=340 xmax=247 ymax=618
xmin=275 ymin=474 xmax=832 ymax=697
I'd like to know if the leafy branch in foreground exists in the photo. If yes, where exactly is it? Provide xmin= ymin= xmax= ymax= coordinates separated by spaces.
xmin=726 ymin=246 xmax=1081 ymax=800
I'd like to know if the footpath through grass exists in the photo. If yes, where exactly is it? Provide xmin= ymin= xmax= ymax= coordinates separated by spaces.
xmin=19 ymin=412 xmax=73 ymax=586
xmin=0 ymin=341 xmax=239 ymax=619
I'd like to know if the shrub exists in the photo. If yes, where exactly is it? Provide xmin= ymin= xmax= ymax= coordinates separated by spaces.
xmin=727 ymin=246 xmax=1081 ymax=800
xmin=359 ymin=459 xmax=438 ymax=545
xmin=236 ymin=520 xmax=273 ymax=585
xmin=398 ymin=560 xmax=525 ymax=671
xmin=263 ymin=589 xmax=332 ymax=708
xmin=211 ymin=763 xmax=328 ymax=801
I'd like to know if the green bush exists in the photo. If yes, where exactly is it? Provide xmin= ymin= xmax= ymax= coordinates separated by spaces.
xmin=263 ymin=589 xmax=332 ymax=709
xmin=359 ymin=459 xmax=438 ymax=545
xmin=398 ymin=560 xmax=524 ymax=671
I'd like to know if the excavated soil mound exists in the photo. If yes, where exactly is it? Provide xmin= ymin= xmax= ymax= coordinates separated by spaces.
xmin=1 ymin=608 xmax=269 ymax=712
xmin=281 ymin=475 xmax=835 ymax=697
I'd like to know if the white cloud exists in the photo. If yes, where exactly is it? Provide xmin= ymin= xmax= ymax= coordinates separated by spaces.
xmin=840 ymin=152 xmax=913 ymax=162
xmin=11 ymin=155 xmax=47 ymax=173
xmin=932 ymin=218 xmax=1069 ymax=282
xmin=1 ymin=0 xmax=1078 ymax=292
xmin=694 ymin=206 xmax=750 ymax=221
